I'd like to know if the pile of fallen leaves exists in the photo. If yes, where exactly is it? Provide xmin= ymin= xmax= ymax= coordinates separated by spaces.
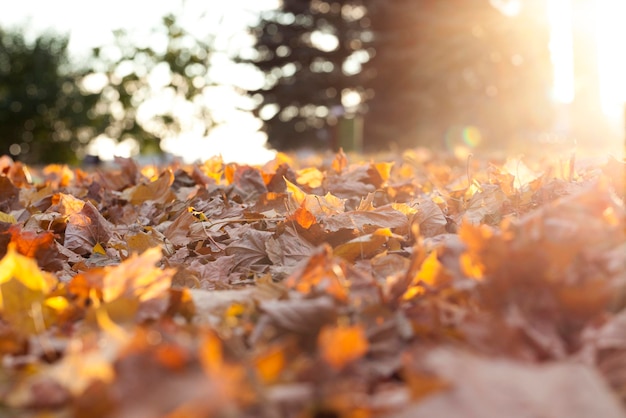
xmin=0 ymin=149 xmax=625 ymax=417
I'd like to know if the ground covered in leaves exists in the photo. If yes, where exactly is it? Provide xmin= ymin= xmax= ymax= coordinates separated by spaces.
xmin=0 ymin=148 xmax=625 ymax=417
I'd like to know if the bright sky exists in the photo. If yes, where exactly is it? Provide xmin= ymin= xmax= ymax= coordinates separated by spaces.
xmin=0 ymin=0 xmax=280 ymax=165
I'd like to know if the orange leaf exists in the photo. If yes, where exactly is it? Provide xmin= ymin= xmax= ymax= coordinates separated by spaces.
xmin=372 ymin=161 xmax=394 ymax=183
xmin=318 ymin=323 xmax=368 ymax=370
xmin=332 ymin=148 xmax=348 ymax=173
xmin=255 ymin=344 xmax=286 ymax=384
xmin=292 ymin=206 xmax=317 ymax=229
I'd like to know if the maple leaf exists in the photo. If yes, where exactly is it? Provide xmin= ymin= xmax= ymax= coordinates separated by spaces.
xmin=121 ymin=168 xmax=175 ymax=205
xmin=322 ymin=204 xmax=408 ymax=234
xmin=230 ymin=165 xmax=268 ymax=200
xmin=265 ymin=226 xmax=317 ymax=276
xmin=285 ymin=178 xmax=345 ymax=217
xmin=55 ymin=195 xmax=112 ymax=256
xmin=225 ymin=227 xmax=273 ymax=272
xmin=4 ymin=225 xmax=64 ymax=272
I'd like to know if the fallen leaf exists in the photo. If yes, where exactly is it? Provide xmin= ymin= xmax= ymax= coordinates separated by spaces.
xmin=318 ymin=323 xmax=369 ymax=370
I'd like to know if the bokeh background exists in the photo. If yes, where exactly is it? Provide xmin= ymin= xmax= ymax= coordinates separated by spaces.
xmin=0 ymin=0 xmax=624 ymax=165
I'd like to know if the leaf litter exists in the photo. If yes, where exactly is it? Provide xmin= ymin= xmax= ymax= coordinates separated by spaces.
xmin=0 ymin=148 xmax=624 ymax=417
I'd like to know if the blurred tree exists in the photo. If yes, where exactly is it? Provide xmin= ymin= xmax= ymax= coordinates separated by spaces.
xmin=0 ymin=11 xmax=217 ymax=164
xmin=245 ymin=0 xmax=370 ymax=150
xmin=361 ymin=0 xmax=554 ymax=150
xmin=87 ymin=13 xmax=216 ymax=156
xmin=0 ymin=29 xmax=101 ymax=164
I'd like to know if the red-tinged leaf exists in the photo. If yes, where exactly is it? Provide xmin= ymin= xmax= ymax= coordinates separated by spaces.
xmin=0 ymin=176 xmax=20 ymax=212
xmin=318 ymin=324 xmax=369 ymax=370
xmin=0 ymin=156 xmax=31 ymax=187
xmin=289 ymin=206 xmax=317 ymax=229
xmin=5 ymin=225 xmax=63 ymax=272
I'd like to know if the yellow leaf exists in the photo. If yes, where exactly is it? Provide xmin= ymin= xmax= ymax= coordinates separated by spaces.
xmin=93 ymin=242 xmax=106 ymax=255
xmin=296 ymin=167 xmax=324 ymax=189
xmin=0 ymin=244 xmax=56 ymax=293
xmin=0 ymin=244 xmax=58 ymax=333
xmin=402 ymin=250 xmax=451 ymax=300
xmin=285 ymin=178 xmax=307 ymax=206
xmin=333 ymin=232 xmax=388 ymax=263
xmin=121 ymin=169 xmax=175 ymax=205
xmin=373 ymin=161 xmax=394 ymax=183
xmin=101 ymin=247 xmax=172 ymax=303
xmin=0 ymin=211 xmax=16 ymax=224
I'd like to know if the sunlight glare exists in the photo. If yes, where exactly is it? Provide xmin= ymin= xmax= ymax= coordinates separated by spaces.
xmin=596 ymin=0 xmax=626 ymax=116
xmin=548 ymin=0 xmax=574 ymax=104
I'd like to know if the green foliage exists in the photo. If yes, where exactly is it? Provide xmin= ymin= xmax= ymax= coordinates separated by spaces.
xmin=0 ymin=29 xmax=100 ymax=164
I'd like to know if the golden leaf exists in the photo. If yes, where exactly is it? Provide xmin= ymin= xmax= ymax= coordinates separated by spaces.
xmin=0 ymin=244 xmax=58 ymax=333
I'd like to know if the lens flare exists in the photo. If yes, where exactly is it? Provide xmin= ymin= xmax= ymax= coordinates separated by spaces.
xmin=445 ymin=125 xmax=482 ymax=159
xmin=462 ymin=126 xmax=482 ymax=147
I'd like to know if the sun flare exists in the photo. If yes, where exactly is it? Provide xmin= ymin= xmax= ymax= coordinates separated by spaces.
xmin=549 ymin=0 xmax=626 ymax=116
xmin=595 ymin=0 xmax=626 ymax=116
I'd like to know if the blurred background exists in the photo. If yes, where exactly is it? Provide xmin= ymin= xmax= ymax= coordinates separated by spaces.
xmin=0 ymin=0 xmax=624 ymax=165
